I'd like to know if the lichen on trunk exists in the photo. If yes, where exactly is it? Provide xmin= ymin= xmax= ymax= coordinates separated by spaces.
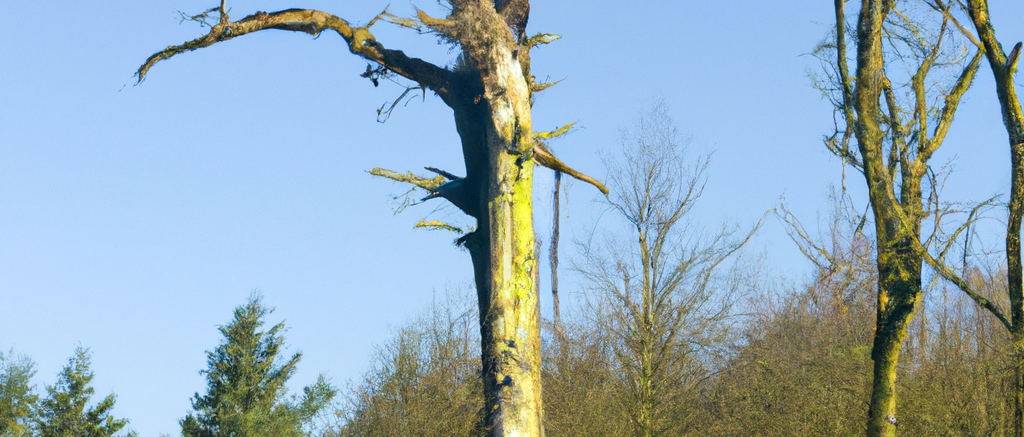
xmin=817 ymin=0 xmax=982 ymax=435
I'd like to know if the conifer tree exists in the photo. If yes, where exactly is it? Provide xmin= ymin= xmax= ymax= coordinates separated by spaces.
xmin=35 ymin=347 xmax=135 ymax=437
xmin=0 ymin=349 xmax=37 ymax=437
xmin=181 ymin=293 xmax=336 ymax=437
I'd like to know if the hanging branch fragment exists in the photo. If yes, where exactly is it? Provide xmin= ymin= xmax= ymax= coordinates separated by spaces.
xmin=136 ymin=6 xmax=452 ymax=96
xmin=376 ymin=84 xmax=425 ymax=122
xmin=550 ymin=170 xmax=562 ymax=328
xmin=360 ymin=64 xmax=389 ymax=87
xmin=533 ymin=142 xmax=608 ymax=195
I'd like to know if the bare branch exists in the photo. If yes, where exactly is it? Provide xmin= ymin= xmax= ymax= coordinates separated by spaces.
xmin=935 ymin=197 xmax=996 ymax=260
xmin=137 ymin=7 xmax=453 ymax=96
xmin=533 ymin=122 xmax=576 ymax=140
xmin=913 ymin=234 xmax=1012 ymax=331
xmin=927 ymin=0 xmax=982 ymax=47
xmin=925 ymin=48 xmax=983 ymax=157
xmin=368 ymin=167 xmax=446 ymax=191
xmin=177 ymin=7 xmax=221 ymax=27
xmin=776 ymin=202 xmax=843 ymax=272
xmin=383 ymin=12 xmax=421 ymax=31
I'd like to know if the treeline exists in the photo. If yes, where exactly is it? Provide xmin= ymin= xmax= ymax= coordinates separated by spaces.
xmin=6 ymin=100 xmax=1015 ymax=435
xmin=327 ymin=103 xmax=1019 ymax=436
xmin=329 ymin=232 xmax=1014 ymax=436
xmin=0 ymin=294 xmax=336 ymax=437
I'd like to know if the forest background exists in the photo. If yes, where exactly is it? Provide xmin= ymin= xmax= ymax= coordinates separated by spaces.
xmin=1 ymin=1 xmax=1022 ymax=436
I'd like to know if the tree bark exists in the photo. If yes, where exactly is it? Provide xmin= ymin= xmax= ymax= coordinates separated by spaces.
xmin=846 ymin=0 xmax=945 ymax=434
xmin=822 ymin=0 xmax=981 ymax=433
xmin=850 ymin=3 xmax=914 ymax=434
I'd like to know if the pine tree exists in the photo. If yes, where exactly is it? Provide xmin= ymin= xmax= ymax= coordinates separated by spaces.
xmin=0 ymin=349 xmax=38 ymax=437
xmin=35 ymin=347 xmax=135 ymax=437
xmin=181 ymin=293 xmax=336 ymax=437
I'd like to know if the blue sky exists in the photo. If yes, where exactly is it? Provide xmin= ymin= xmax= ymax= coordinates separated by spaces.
xmin=1 ymin=1 xmax=1021 ymax=435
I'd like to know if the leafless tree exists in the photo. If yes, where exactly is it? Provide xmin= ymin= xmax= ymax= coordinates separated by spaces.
xmin=813 ymin=0 xmax=981 ymax=433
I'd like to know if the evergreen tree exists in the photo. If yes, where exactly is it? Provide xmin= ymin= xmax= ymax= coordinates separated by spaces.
xmin=0 ymin=349 xmax=37 ymax=437
xmin=182 ymin=293 xmax=336 ymax=437
xmin=35 ymin=347 xmax=135 ymax=437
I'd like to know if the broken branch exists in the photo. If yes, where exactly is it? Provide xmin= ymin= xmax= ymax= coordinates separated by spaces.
xmin=369 ymin=167 xmax=446 ymax=191
xmin=533 ymin=122 xmax=577 ymax=140
xmin=533 ymin=142 xmax=608 ymax=195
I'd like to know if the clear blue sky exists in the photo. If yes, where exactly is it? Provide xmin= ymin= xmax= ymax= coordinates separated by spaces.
xmin=1 ymin=1 xmax=1020 ymax=435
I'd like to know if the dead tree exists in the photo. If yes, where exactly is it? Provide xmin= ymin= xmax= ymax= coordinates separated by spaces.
xmin=136 ymin=1 xmax=607 ymax=435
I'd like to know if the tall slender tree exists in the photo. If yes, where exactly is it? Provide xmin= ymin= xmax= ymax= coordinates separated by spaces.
xmin=961 ymin=3 xmax=1024 ymax=434
xmin=816 ymin=0 xmax=981 ymax=434
xmin=900 ymin=1 xmax=1024 ymax=434
xmin=137 ymin=2 xmax=606 ymax=435
xmin=576 ymin=104 xmax=754 ymax=436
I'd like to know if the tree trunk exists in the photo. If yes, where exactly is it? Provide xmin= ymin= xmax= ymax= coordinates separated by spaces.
xmin=445 ymin=11 xmax=544 ymax=430
xmin=823 ymin=0 xmax=979 ymax=433
xmin=1010 ymin=134 xmax=1024 ymax=437
xmin=551 ymin=171 xmax=562 ymax=328
xmin=852 ymin=1 xmax=924 ymax=435
xmin=866 ymin=239 xmax=922 ymax=436
xmin=964 ymin=2 xmax=1024 ymax=435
